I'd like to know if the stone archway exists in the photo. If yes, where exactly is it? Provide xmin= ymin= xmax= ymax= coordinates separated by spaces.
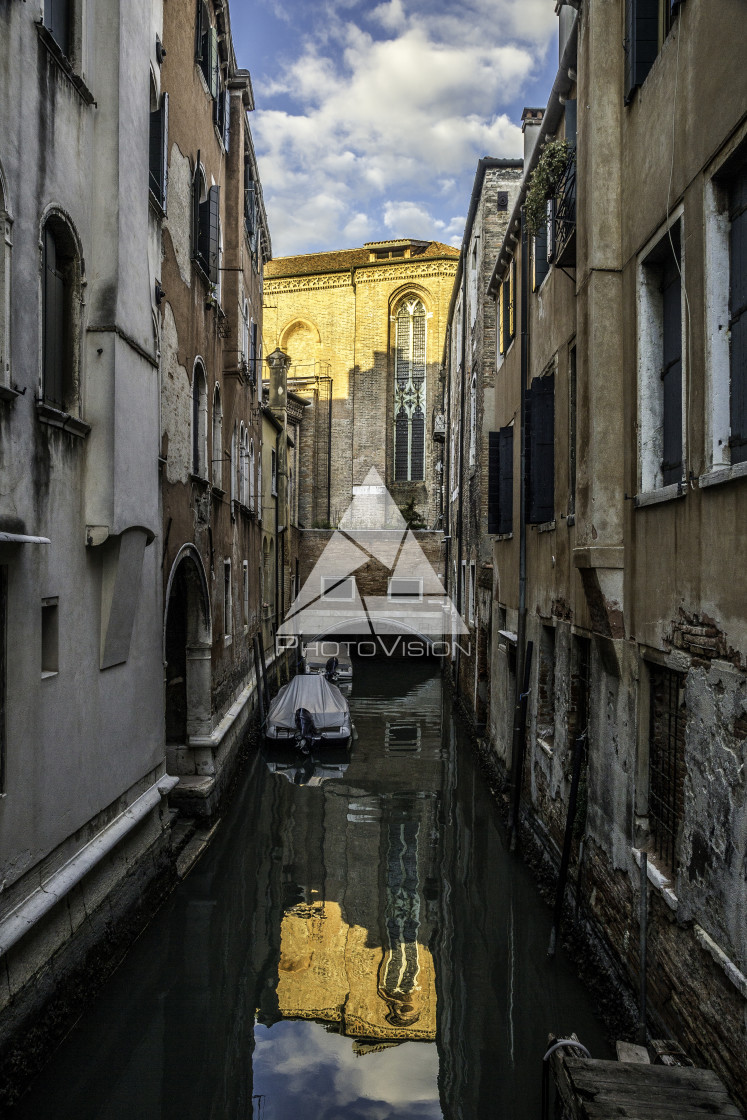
xmin=163 ymin=545 xmax=212 ymax=769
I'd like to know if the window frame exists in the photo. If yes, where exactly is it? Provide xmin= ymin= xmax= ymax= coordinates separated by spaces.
xmin=636 ymin=209 xmax=686 ymax=496
xmin=321 ymin=576 xmax=355 ymax=602
xmin=191 ymin=360 xmax=208 ymax=479
xmin=40 ymin=212 xmax=83 ymax=417
xmin=393 ymin=296 xmax=428 ymax=483
xmin=223 ymin=559 xmax=232 ymax=644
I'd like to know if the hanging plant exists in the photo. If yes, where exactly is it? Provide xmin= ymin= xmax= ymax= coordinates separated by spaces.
xmin=525 ymin=139 xmax=571 ymax=236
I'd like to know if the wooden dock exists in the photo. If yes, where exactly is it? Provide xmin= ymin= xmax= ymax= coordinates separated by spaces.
xmin=551 ymin=1052 xmax=744 ymax=1119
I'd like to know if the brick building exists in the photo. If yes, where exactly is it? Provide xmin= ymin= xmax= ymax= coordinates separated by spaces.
xmin=262 ymin=240 xmax=459 ymax=533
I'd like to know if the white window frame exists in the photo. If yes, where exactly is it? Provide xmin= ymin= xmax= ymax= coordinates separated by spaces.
xmin=636 ymin=205 xmax=687 ymax=496
xmin=387 ymin=576 xmax=423 ymax=603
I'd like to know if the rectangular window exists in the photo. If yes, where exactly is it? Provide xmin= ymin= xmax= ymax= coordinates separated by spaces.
xmin=321 ymin=576 xmax=355 ymax=601
xmin=638 ymin=220 xmax=684 ymax=491
xmin=488 ymin=426 xmax=514 ymax=535
xmin=41 ymin=597 xmax=59 ymax=677
xmin=224 ymin=561 xmax=232 ymax=642
xmin=648 ymin=665 xmax=686 ymax=874
xmin=384 ymin=723 xmax=421 ymax=755
xmin=149 ymin=92 xmax=169 ymax=212
xmin=526 ymin=372 xmax=555 ymax=524
xmin=624 ymin=0 xmax=660 ymax=103
xmin=214 ymin=87 xmax=230 ymax=150
xmin=243 ymin=561 xmax=249 ymax=631
xmin=388 ymin=577 xmax=423 ymax=602
xmin=498 ymin=261 xmax=515 ymax=356
xmin=196 ymin=2 xmax=219 ymax=99
xmin=533 ymin=224 xmax=549 ymax=291
xmin=271 ymin=447 xmax=277 ymax=496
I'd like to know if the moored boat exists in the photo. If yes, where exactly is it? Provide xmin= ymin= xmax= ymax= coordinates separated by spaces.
xmin=265 ymin=673 xmax=353 ymax=751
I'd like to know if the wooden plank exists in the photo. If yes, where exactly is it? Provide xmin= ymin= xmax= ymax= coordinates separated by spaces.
xmin=580 ymin=1087 xmax=742 ymax=1117
xmin=615 ymin=1042 xmax=650 ymax=1064
xmin=582 ymin=1104 xmax=742 ymax=1120
xmin=566 ymin=1058 xmax=728 ymax=1094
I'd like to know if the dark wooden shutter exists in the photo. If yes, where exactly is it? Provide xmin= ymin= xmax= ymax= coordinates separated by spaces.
xmin=192 ymin=151 xmax=201 ymax=262
xmin=498 ymin=426 xmax=514 ymax=534
xmin=200 ymin=184 xmax=220 ymax=283
xmin=488 ymin=431 xmax=501 ymax=533
xmin=729 ymin=166 xmax=747 ymax=464
xmin=489 ymin=427 xmax=514 ymax=535
xmin=526 ymin=374 xmax=555 ymax=524
xmin=565 ymin=99 xmax=577 ymax=148
xmin=149 ymin=93 xmax=168 ymax=209
xmin=661 ymin=255 xmax=682 ymax=485
xmin=222 ymin=88 xmax=230 ymax=151
xmin=534 ymin=227 xmax=549 ymax=290
xmin=43 ymin=227 xmax=65 ymax=409
xmin=625 ymin=0 xmax=659 ymax=103
xmin=45 ymin=0 xmax=70 ymax=54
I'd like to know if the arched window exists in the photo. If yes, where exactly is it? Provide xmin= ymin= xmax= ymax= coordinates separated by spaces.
xmin=42 ymin=214 xmax=81 ymax=413
xmin=211 ymin=383 xmax=222 ymax=487
xmin=192 ymin=361 xmax=208 ymax=476
xmin=394 ymin=298 xmax=426 ymax=482
xmin=249 ymin=438 xmax=255 ymax=511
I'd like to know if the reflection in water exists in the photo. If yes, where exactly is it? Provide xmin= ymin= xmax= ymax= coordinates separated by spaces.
xmin=12 ymin=662 xmax=609 ymax=1120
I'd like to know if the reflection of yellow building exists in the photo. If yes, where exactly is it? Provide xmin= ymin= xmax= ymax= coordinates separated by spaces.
xmin=274 ymin=900 xmax=436 ymax=1044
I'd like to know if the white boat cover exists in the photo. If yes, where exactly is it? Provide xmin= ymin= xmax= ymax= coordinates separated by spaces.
xmin=267 ymin=674 xmax=350 ymax=732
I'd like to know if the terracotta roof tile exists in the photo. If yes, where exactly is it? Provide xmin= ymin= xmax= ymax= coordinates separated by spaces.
xmin=265 ymin=239 xmax=459 ymax=279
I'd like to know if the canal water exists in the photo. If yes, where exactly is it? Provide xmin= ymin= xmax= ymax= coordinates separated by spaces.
xmin=14 ymin=662 xmax=610 ymax=1119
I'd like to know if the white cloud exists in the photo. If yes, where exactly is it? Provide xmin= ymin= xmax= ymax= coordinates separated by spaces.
xmin=250 ymin=0 xmax=555 ymax=254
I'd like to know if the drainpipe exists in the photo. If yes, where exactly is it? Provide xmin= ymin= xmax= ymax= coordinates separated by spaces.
xmin=509 ymin=207 xmax=529 ymax=841
xmin=443 ymin=340 xmax=452 ymax=628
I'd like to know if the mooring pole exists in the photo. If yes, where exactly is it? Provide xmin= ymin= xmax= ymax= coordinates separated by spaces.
xmin=548 ymin=730 xmax=585 ymax=957
xmin=257 ymin=630 xmax=271 ymax=712
xmin=637 ymin=850 xmax=648 ymax=1045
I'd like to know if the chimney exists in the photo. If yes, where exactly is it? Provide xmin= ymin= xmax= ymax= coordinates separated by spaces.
xmin=522 ymin=107 xmax=545 ymax=174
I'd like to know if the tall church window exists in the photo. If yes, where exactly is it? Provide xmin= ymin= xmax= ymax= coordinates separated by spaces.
xmin=394 ymin=298 xmax=426 ymax=482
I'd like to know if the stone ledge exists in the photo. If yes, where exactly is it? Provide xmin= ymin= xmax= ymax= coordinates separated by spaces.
xmin=573 ymin=545 xmax=624 ymax=569
xmin=694 ymin=924 xmax=747 ymax=999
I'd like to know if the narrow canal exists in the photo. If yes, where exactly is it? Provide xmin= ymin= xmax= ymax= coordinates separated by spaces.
xmin=15 ymin=661 xmax=610 ymax=1119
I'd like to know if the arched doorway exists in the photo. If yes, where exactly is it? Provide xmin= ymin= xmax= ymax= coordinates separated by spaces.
xmin=164 ymin=546 xmax=212 ymax=757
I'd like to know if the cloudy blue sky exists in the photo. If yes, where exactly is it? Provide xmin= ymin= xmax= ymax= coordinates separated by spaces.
xmin=230 ymin=0 xmax=560 ymax=258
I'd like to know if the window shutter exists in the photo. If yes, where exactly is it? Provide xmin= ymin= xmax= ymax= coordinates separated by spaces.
xmin=488 ymin=431 xmax=500 ymax=533
xmin=729 ymin=167 xmax=747 ymax=464
xmin=498 ymin=426 xmax=514 ymax=535
xmin=498 ymin=287 xmax=504 ymax=355
xmin=661 ymin=257 xmax=682 ymax=484
xmin=508 ymin=260 xmax=515 ymax=340
xmin=222 ymin=88 xmax=230 ymax=151
xmin=45 ymin=0 xmax=70 ymax=54
xmin=534 ymin=227 xmax=549 ymax=290
xmin=195 ymin=0 xmax=207 ymax=61
xmin=526 ymin=374 xmax=555 ymax=524
xmin=489 ymin=428 xmax=514 ymax=534
xmin=547 ymin=198 xmax=556 ymax=262
xmin=209 ymin=26 xmax=219 ymax=99
xmin=192 ymin=151 xmax=201 ymax=262
xmin=201 ymin=184 xmax=219 ymax=282
xmin=625 ymin=0 xmax=659 ymax=103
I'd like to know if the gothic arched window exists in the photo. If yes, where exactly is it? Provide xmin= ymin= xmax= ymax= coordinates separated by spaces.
xmin=394 ymin=299 xmax=426 ymax=482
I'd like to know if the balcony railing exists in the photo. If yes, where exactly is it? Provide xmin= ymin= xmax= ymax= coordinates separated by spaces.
xmin=553 ymin=150 xmax=576 ymax=268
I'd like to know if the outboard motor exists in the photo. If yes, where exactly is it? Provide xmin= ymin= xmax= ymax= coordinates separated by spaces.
xmin=324 ymin=656 xmax=339 ymax=682
xmin=294 ymin=707 xmax=318 ymax=754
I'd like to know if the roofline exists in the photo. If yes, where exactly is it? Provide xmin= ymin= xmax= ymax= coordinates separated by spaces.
xmin=487 ymin=10 xmax=579 ymax=296
xmin=265 ymin=242 xmax=460 ymax=282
